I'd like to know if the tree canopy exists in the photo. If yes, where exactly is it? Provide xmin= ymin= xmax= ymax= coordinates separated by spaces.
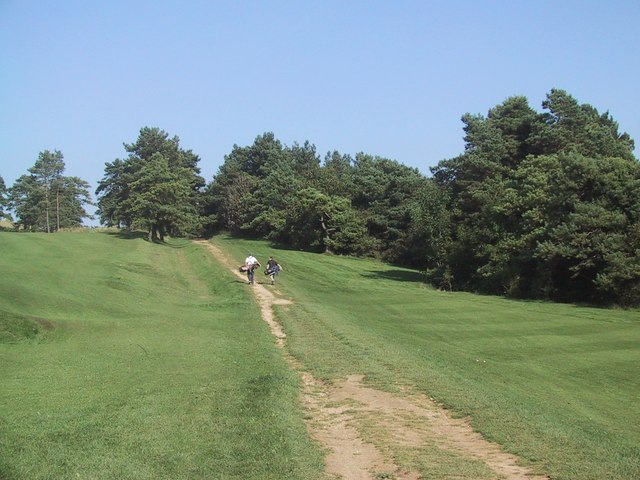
xmin=202 ymin=133 xmax=418 ymax=257
xmin=8 ymin=150 xmax=92 ymax=232
xmin=429 ymin=89 xmax=639 ymax=305
xmin=95 ymin=127 xmax=205 ymax=241
xmin=8 ymin=89 xmax=639 ymax=306
xmin=198 ymin=90 xmax=639 ymax=305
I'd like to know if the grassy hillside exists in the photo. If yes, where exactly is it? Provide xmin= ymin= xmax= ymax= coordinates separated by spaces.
xmin=216 ymin=235 xmax=640 ymax=480
xmin=3 ymin=231 xmax=638 ymax=479
xmin=0 ymin=231 xmax=324 ymax=480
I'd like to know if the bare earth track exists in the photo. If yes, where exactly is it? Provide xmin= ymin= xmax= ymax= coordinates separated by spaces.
xmin=195 ymin=240 xmax=548 ymax=480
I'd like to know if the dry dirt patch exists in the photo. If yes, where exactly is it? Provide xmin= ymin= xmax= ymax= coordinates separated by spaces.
xmin=195 ymin=240 xmax=548 ymax=480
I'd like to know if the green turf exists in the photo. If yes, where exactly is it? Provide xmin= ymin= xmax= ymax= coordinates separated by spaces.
xmin=3 ymin=231 xmax=639 ymax=479
xmin=216 ymin=234 xmax=640 ymax=480
xmin=0 ymin=231 xmax=325 ymax=480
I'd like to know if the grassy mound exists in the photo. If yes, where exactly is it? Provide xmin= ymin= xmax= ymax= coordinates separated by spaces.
xmin=0 ymin=310 xmax=48 ymax=343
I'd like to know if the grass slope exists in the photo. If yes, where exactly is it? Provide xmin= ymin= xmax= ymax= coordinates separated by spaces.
xmin=0 ymin=231 xmax=324 ymax=480
xmin=216 ymin=235 xmax=640 ymax=480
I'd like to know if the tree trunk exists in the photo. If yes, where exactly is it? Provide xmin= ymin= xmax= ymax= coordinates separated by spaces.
xmin=56 ymin=187 xmax=60 ymax=231
xmin=319 ymin=212 xmax=333 ymax=254
xmin=45 ymin=184 xmax=50 ymax=233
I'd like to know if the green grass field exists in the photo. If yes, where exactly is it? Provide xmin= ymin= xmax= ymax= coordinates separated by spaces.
xmin=217 ymin=235 xmax=640 ymax=480
xmin=2 ymin=232 xmax=639 ymax=479
xmin=0 ymin=231 xmax=324 ymax=480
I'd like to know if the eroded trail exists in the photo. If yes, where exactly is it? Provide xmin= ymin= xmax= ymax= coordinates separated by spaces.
xmin=195 ymin=239 xmax=548 ymax=480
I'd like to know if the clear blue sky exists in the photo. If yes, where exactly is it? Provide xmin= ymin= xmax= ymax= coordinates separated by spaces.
xmin=2 ymin=0 xmax=639 ymax=223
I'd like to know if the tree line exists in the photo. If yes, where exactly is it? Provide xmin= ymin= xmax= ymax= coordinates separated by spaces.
xmin=2 ymin=89 xmax=639 ymax=306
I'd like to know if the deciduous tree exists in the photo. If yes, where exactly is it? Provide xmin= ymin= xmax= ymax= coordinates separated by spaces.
xmin=409 ymin=180 xmax=452 ymax=286
xmin=274 ymin=187 xmax=369 ymax=254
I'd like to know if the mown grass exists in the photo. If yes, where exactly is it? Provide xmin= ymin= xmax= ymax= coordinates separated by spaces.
xmin=216 ymin=235 xmax=640 ymax=480
xmin=0 ymin=231 xmax=325 ymax=480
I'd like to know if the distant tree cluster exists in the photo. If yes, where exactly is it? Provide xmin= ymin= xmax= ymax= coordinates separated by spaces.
xmin=4 ymin=89 xmax=639 ymax=305
xmin=203 ymin=134 xmax=427 ymax=261
xmin=3 ymin=150 xmax=92 ymax=231
xmin=201 ymin=89 xmax=640 ymax=305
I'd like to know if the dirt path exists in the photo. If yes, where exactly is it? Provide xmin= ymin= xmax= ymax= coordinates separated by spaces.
xmin=195 ymin=240 xmax=548 ymax=480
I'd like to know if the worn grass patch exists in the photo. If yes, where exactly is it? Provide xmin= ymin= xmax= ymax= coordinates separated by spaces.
xmin=0 ymin=310 xmax=50 ymax=343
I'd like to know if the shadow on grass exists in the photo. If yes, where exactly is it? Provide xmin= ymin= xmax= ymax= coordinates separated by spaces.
xmin=215 ymin=233 xmax=323 ymax=254
xmin=269 ymin=243 xmax=323 ymax=254
xmin=106 ymin=230 xmax=147 ymax=240
xmin=104 ymin=230 xmax=189 ymax=248
xmin=361 ymin=269 xmax=425 ymax=283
